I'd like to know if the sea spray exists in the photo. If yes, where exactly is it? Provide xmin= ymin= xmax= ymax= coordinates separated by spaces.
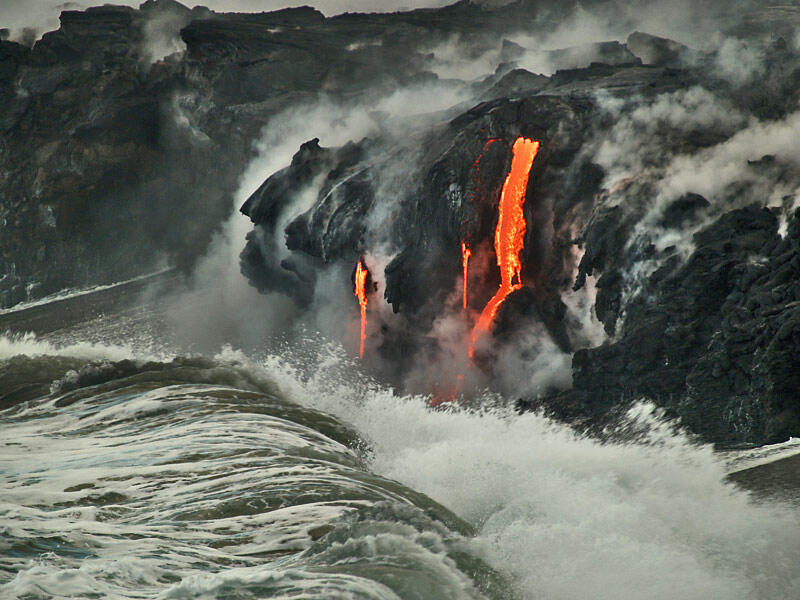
xmin=257 ymin=341 xmax=800 ymax=600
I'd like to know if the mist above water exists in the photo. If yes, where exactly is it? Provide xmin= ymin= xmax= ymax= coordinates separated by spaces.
xmin=5 ymin=332 xmax=796 ymax=600
xmin=4 ymin=0 xmax=800 ymax=596
xmin=245 ymin=342 xmax=800 ymax=600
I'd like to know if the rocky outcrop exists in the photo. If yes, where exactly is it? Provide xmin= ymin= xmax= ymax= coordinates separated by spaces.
xmin=4 ymin=0 xmax=542 ymax=308
xmin=626 ymin=31 xmax=694 ymax=67
xmin=565 ymin=204 xmax=800 ymax=445
xmin=239 ymin=14 xmax=800 ymax=445
xmin=5 ymin=0 xmax=800 ymax=446
xmin=0 ymin=2 xmax=243 ymax=307
xmin=241 ymin=93 xmax=598 ymax=354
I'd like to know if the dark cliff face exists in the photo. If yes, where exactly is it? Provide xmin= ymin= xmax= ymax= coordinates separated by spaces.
xmin=238 ymin=10 xmax=800 ymax=446
xmin=2 ymin=0 xmax=520 ymax=307
xmin=568 ymin=205 xmax=800 ymax=445
xmin=5 ymin=0 xmax=800 ymax=446
xmin=2 ymin=0 xmax=595 ymax=308
xmin=0 ymin=2 xmax=240 ymax=306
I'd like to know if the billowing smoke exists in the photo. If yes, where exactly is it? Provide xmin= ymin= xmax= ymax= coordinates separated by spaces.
xmin=582 ymin=79 xmax=800 ymax=322
xmin=24 ymin=0 xmax=788 ymax=412
xmin=139 ymin=2 xmax=190 ymax=64
xmin=160 ymin=73 xmax=471 ymax=355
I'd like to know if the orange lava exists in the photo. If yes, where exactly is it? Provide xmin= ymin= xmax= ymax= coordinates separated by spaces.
xmin=430 ymin=375 xmax=463 ymax=408
xmin=354 ymin=257 xmax=369 ymax=359
xmin=471 ymin=138 xmax=500 ymax=174
xmin=469 ymin=137 xmax=539 ymax=357
xmin=461 ymin=241 xmax=471 ymax=310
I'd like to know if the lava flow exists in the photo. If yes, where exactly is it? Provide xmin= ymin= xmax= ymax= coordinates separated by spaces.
xmin=354 ymin=257 xmax=369 ymax=359
xmin=461 ymin=139 xmax=499 ymax=312
xmin=469 ymin=137 xmax=539 ymax=357
xmin=461 ymin=241 xmax=471 ymax=310
xmin=430 ymin=377 xmax=461 ymax=408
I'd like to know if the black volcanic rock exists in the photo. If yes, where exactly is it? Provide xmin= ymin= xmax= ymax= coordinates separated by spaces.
xmin=659 ymin=194 xmax=710 ymax=229
xmin=626 ymin=31 xmax=694 ymax=67
xmin=499 ymin=39 xmax=525 ymax=62
xmin=544 ymin=41 xmax=641 ymax=71
xmin=6 ymin=0 xmax=800 ymax=449
xmin=0 ymin=0 xmax=756 ymax=309
xmin=0 ymin=3 xmax=249 ymax=306
xmin=32 ymin=6 xmax=137 ymax=65
xmin=238 ymin=13 xmax=800 ymax=444
xmin=566 ymin=203 xmax=800 ymax=446
xmin=240 ymin=92 xmax=598 ymax=371
xmin=484 ymin=68 xmax=550 ymax=100
xmin=4 ymin=0 xmax=544 ymax=308
xmin=683 ymin=208 xmax=800 ymax=443
xmin=241 ymin=139 xmax=335 ymax=228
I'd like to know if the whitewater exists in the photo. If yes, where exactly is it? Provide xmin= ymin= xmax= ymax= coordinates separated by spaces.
xmin=2 ymin=98 xmax=799 ymax=600
xmin=2 ymin=317 xmax=799 ymax=599
xmin=2 ymin=16 xmax=800 ymax=594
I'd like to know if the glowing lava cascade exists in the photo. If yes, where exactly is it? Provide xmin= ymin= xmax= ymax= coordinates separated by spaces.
xmin=461 ymin=241 xmax=471 ymax=310
xmin=354 ymin=257 xmax=369 ymax=359
xmin=470 ymin=137 xmax=540 ymax=357
xmin=461 ymin=138 xmax=498 ymax=313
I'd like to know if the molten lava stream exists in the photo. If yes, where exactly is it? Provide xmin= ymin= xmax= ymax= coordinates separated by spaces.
xmin=469 ymin=137 xmax=539 ymax=358
xmin=461 ymin=138 xmax=498 ymax=311
xmin=354 ymin=257 xmax=369 ymax=359
xmin=461 ymin=241 xmax=471 ymax=310
xmin=430 ymin=374 xmax=464 ymax=408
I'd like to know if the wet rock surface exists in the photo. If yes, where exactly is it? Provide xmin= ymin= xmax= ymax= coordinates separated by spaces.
xmin=5 ymin=0 xmax=800 ymax=446
xmin=238 ymin=4 xmax=800 ymax=445
xmin=2 ymin=0 xmax=553 ymax=308
xmin=0 ymin=2 xmax=240 ymax=307
xmin=563 ymin=205 xmax=800 ymax=445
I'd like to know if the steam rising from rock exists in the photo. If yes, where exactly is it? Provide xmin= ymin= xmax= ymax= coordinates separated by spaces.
xmin=5 ymin=0 xmax=800 ymax=444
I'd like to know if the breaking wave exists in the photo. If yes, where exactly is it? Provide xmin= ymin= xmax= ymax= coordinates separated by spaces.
xmin=1 ymin=335 xmax=799 ymax=599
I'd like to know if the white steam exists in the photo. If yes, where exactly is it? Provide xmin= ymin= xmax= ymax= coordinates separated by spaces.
xmin=494 ymin=323 xmax=573 ymax=397
xmin=161 ymin=74 xmax=470 ymax=355
xmin=658 ymin=109 xmax=800 ymax=204
xmin=593 ymin=87 xmax=748 ymax=185
xmin=713 ymin=37 xmax=765 ymax=85
xmin=139 ymin=9 xmax=188 ymax=64
xmin=589 ymin=86 xmax=751 ymax=269
xmin=426 ymin=35 xmax=503 ymax=81
xmin=252 ymin=346 xmax=800 ymax=600
xmin=563 ymin=271 xmax=606 ymax=348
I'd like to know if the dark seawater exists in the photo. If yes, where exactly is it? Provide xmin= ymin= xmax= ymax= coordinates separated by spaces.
xmin=2 ymin=288 xmax=800 ymax=599
xmin=1 ymin=351 xmax=507 ymax=599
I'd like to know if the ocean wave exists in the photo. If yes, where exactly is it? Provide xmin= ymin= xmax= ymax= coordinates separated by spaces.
xmin=1 ymin=344 xmax=799 ymax=599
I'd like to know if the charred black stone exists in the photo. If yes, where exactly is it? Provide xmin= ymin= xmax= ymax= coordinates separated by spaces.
xmin=659 ymin=193 xmax=710 ymax=229
xmin=6 ymin=0 xmax=800 ymax=448
xmin=562 ymin=205 xmax=800 ymax=446
xmin=626 ymin=31 xmax=695 ymax=67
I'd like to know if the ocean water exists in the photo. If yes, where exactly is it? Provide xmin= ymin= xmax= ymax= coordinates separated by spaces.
xmin=2 ymin=329 xmax=800 ymax=600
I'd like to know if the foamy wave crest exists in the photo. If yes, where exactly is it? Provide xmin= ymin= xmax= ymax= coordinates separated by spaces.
xmin=0 ymin=332 xmax=164 ymax=363
xmin=2 ymin=340 xmax=800 ymax=599
xmin=0 ymin=352 xmax=503 ymax=600
xmin=251 ymin=341 xmax=800 ymax=600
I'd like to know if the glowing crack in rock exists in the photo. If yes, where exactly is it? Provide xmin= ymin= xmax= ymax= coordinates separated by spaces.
xmin=354 ymin=257 xmax=369 ymax=359
xmin=461 ymin=241 xmax=471 ymax=310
